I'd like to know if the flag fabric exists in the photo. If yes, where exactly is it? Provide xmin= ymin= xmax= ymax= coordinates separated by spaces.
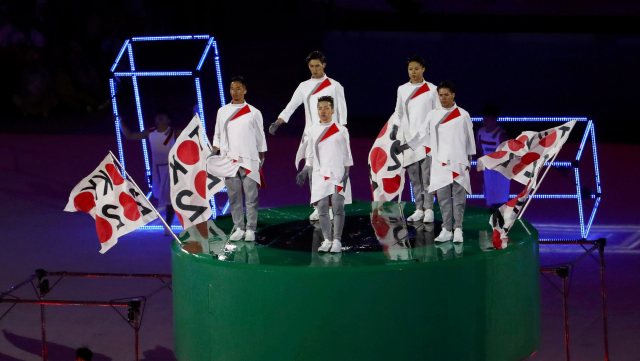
xmin=64 ymin=154 xmax=157 ymax=253
xmin=478 ymin=120 xmax=577 ymax=249
xmin=477 ymin=120 xmax=576 ymax=185
xmin=369 ymin=115 xmax=406 ymax=202
xmin=169 ymin=114 xmax=225 ymax=230
xmin=370 ymin=201 xmax=410 ymax=260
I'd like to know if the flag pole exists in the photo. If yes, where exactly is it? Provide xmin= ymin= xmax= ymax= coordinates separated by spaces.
xmin=108 ymin=151 xmax=183 ymax=245
xmin=507 ymin=151 xmax=561 ymax=237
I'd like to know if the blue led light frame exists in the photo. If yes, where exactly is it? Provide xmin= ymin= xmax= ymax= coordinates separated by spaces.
xmin=109 ymin=34 xmax=229 ymax=220
xmin=407 ymin=117 xmax=601 ymax=239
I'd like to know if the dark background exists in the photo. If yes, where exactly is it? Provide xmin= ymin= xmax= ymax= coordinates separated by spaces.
xmin=2 ymin=0 xmax=639 ymax=142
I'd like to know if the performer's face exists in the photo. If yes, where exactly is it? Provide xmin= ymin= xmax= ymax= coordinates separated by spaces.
xmin=317 ymin=101 xmax=334 ymax=123
xmin=230 ymin=81 xmax=247 ymax=103
xmin=308 ymin=60 xmax=326 ymax=79
xmin=155 ymin=113 xmax=170 ymax=129
xmin=407 ymin=61 xmax=425 ymax=83
xmin=438 ymin=88 xmax=455 ymax=108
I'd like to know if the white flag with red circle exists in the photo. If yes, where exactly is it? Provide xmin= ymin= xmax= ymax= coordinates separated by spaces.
xmin=64 ymin=154 xmax=158 ymax=253
xmin=477 ymin=120 xmax=576 ymax=185
xmin=169 ymin=114 xmax=224 ymax=230
xmin=478 ymin=120 xmax=577 ymax=249
xmin=369 ymin=115 xmax=406 ymax=202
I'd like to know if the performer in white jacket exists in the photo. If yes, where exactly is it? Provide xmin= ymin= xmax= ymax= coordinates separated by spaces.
xmin=426 ymin=81 xmax=475 ymax=243
xmin=120 ymin=110 xmax=178 ymax=235
xmin=390 ymin=56 xmax=440 ymax=223
xmin=270 ymin=50 xmax=348 ymax=221
xmin=296 ymin=96 xmax=352 ymax=253
xmin=211 ymin=76 xmax=267 ymax=241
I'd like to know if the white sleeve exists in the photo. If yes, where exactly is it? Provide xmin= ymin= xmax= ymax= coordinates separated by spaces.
xmin=335 ymin=82 xmax=348 ymax=125
xmin=254 ymin=110 xmax=267 ymax=152
xmin=211 ymin=109 xmax=222 ymax=149
xmin=303 ymin=130 xmax=313 ymax=167
xmin=278 ymin=83 xmax=304 ymax=123
xmin=392 ymin=88 xmax=403 ymax=126
xmin=343 ymin=127 xmax=354 ymax=167
xmin=465 ymin=116 xmax=476 ymax=156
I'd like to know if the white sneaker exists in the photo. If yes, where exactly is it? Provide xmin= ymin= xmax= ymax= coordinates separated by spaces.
xmin=423 ymin=209 xmax=434 ymax=223
xmin=229 ymin=228 xmax=245 ymax=241
xmin=330 ymin=239 xmax=342 ymax=253
xmin=435 ymin=228 xmax=453 ymax=243
xmin=453 ymin=228 xmax=464 ymax=243
xmin=407 ymin=209 xmax=425 ymax=222
xmin=329 ymin=207 xmax=334 ymax=220
xmin=244 ymin=230 xmax=256 ymax=242
xmin=318 ymin=239 xmax=332 ymax=252
xmin=309 ymin=208 xmax=320 ymax=221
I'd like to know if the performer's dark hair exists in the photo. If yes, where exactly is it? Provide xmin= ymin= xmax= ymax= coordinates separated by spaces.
xmin=306 ymin=50 xmax=326 ymax=64
xmin=482 ymin=103 xmax=500 ymax=117
xmin=155 ymin=107 xmax=171 ymax=118
xmin=76 ymin=347 xmax=93 ymax=361
xmin=437 ymin=81 xmax=456 ymax=93
xmin=317 ymin=95 xmax=334 ymax=109
xmin=230 ymin=75 xmax=247 ymax=88
xmin=407 ymin=55 xmax=426 ymax=68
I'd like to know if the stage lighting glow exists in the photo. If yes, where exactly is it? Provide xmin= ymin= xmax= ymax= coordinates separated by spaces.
xmin=114 ymin=71 xmax=193 ymax=77
xmin=131 ymin=35 xmax=210 ymax=41
xmin=110 ymin=35 xmax=229 ymax=218
xmin=471 ymin=117 xmax=588 ymax=123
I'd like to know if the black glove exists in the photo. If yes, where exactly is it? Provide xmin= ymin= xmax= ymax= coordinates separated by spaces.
xmin=296 ymin=166 xmax=312 ymax=186
xmin=390 ymin=125 xmax=399 ymax=140
xmin=268 ymin=121 xmax=282 ymax=135
xmin=340 ymin=167 xmax=350 ymax=186
xmin=390 ymin=140 xmax=410 ymax=155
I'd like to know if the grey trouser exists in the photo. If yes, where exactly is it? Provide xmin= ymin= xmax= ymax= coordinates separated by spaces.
xmin=316 ymin=192 xmax=345 ymax=240
xmin=406 ymin=156 xmax=434 ymax=210
xmin=436 ymin=182 xmax=466 ymax=231
xmin=225 ymin=168 xmax=259 ymax=231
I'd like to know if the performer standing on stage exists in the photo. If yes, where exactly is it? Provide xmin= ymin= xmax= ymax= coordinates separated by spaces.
xmin=296 ymin=96 xmax=352 ymax=253
xmin=476 ymin=104 xmax=510 ymax=209
xmin=211 ymin=76 xmax=267 ymax=241
xmin=390 ymin=56 xmax=440 ymax=223
xmin=426 ymin=81 xmax=475 ymax=243
xmin=269 ymin=50 xmax=348 ymax=221
xmin=120 ymin=110 xmax=178 ymax=234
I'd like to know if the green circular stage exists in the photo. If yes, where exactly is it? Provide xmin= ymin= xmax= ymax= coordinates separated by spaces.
xmin=172 ymin=201 xmax=540 ymax=361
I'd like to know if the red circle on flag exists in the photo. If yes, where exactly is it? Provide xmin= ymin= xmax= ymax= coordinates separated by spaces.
xmin=382 ymin=175 xmax=401 ymax=194
xmin=371 ymin=212 xmax=390 ymax=238
xmin=369 ymin=147 xmax=387 ymax=174
xmin=539 ymin=130 xmax=557 ymax=148
xmin=119 ymin=192 xmax=141 ymax=221
xmin=376 ymin=122 xmax=389 ymax=139
xmin=507 ymin=139 xmax=524 ymax=152
xmin=522 ymin=152 xmax=540 ymax=165
xmin=177 ymin=140 xmax=200 ymax=165
xmin=194 ymin=170 xmax=207 ymax=199
xmin=105 ymin=163 xmax=125 ymax=185
xmin=74 ymin=191 xmax=95 ymax=213
xmin=488 ymin=150 xmax=507 ymax=159
xmin=96 ymin=216 xmax=113 ymax=244
xmin=517 ymin=135 xmax=529 ymax=144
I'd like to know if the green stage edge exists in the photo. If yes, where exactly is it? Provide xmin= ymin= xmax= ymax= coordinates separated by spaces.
xmin=172 ymin=202 xmax=540 ymax=361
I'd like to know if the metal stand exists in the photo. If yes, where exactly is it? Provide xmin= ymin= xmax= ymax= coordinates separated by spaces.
xmin=539 ymin=238 xmax=610 ymax=361
xmin=0 ymin=269 xmax=171 ymax=361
